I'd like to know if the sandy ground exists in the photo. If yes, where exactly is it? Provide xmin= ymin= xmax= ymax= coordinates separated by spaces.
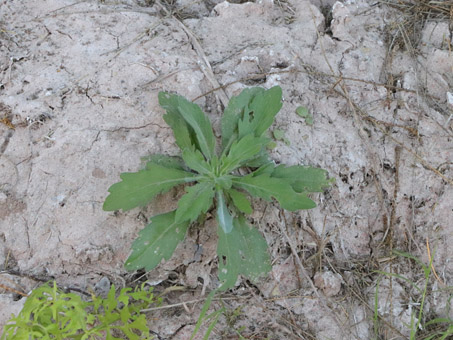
xmin=1 ymin=0 xmax=452 ymax=339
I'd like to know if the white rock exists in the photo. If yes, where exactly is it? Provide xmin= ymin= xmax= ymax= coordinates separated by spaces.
xmin=447 ymin=92 xmax=453 ymax=106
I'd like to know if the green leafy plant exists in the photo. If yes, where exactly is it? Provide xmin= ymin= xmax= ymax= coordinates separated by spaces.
xmin=272 ymin=129 xmax=290 ymax=146
xmin=103 ymin=86 xmax=332 ymax=290
xmin=1 ymin=281 xmax=157 ymax=340
xmin=296 ymin=105 xmax=313 ymax=125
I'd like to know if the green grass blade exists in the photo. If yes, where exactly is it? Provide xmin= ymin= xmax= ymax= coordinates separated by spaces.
xmin=373 ymin=270 xmax=423 ymax=294
xmin=425 ymin=318 xmax=453 ymax=326
xmin=393 ymin=250 xmax=430 ymax=276
xmin=191 ymin=290 xmax=217 ymax=340
xmin=202 ymin=308 xmax=224 ymax=340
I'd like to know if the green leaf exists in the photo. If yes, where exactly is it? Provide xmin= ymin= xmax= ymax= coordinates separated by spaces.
xmin=216 ymin=190 xmax=234 ymax=233
xmin=159 ymin=92 xmax=196 ymax=151
xmin=267 ymin=141 xmax=277 ymax=150
xmin=273 ymin=129 xmax=285 ymax=140
xmin=92 ymin=284 xmax=154 ymax=338
xmin=296 ymin=106 xmax=308 ymax=117
xmin=250 ymin=162 xmax=275 ymax=176
xmin=182 ymin=148 xmax=212 ymax=175
xmin=272 ymin=129 xmax=290 ymax=145
xmin=210 ymin=155 xmax=219 ymax=173
xmin=103 ymin=164 xmax=197 ymax=211
xmin=142 ymin=154 xmax=185 ymax=170
xmin=271 ymin=164 xmax=333 ymax=193
xmin=217 ymin=215 xmax=271 ymax=290
xmin=175 ymin=182 xmax=215 ymax=223
xmin=226 ymin=188 xmax=252 ymax=214
xmin=238 ymin=86 xmax=283 ymax=138
xmin=215 ymin=175 xmax=232 ymax=190
xmin=220 ymin=134 xmax=268 ymax=174
xmin=241 ymin=149 xmax=271 ymax=168
xmin=232 ymin=173 xmax=316 ymax=211
xmin=177 ymin=96 xmax=216 ymax=160
xmin=125 ymin=210 xmax=189 ymax=271
xmin=296 ymin=106 xmax=313 ymax=125
xmin=221 ymin=87 xmax=265 ymax=151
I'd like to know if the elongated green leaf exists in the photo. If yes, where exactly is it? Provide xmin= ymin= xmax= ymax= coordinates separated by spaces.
xmin=142 ymin=154 xmax=185 ymax=170
xmin=103 ymin=164 xmax=197 ymax=211
xmin=232 ymin=173 xmax=316 ymax=211
xmin=210 ymin=155 xmax=219 ymax=173
xmin=271 ymin=164 xmax=333 ymax=193
xmin=221 ymin=87 xmax=264 ymax=151
xmin=226 ymin=188 xmax=252 ymax=214
xmin=125 ymin=211 xmax=189 ymax=271
xmin=216 ymin=191 xmax=234 ymax=233
xmin=220 ymin=134 xmax=268 ymax=175
xmin=159 ymin=92 xmax=195 ymax=151
xmin=217 ymin=215 xmax=271 ymax=291
xmin=238 ymin=86 xmax=282 ymax=138
xmin=177 ymin=97 xmax=216 ymax=160
xmin=242 ymin=149 xmax=271 ymax=169
xmin=250 ymin=162 xmax=275 ymax=176
xmin=182 ymin=148 xmax=212 ymax=175
xmin=175 ymin=182 xmax=215 ymax=223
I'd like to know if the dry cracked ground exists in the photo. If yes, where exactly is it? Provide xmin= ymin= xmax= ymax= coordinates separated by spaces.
xmin=1 ymin=0 xmax=453 ymax=339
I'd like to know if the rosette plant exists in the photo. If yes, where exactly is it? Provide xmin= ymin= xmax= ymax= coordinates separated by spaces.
xmin=104 ymin=86 xmax=332 ymax=290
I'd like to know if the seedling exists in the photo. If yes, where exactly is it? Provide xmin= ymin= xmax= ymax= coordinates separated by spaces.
xmin=272 ymin=129 xmax=290 ymax=145
xmin=296 ymin=105 xmax=313 ymax=125
xmin=104 ymin=86 xmax=332 ymax=290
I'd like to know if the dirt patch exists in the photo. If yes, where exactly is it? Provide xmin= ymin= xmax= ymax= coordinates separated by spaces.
xmin=1 ymin=0 xmax=452 ymax=339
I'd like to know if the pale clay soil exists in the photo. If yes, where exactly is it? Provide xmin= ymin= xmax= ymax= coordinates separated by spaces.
xmin=0 ymin=0 xmax=452 ymax=339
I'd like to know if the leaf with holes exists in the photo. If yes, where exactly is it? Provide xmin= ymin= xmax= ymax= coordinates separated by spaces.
xmin=125 ymin=211 xmax=190 ymax=271
xmin=238 ymin=86 xmax=282 ymax=138
xmin=217 ymin=215 xmax=271 ymax=290
xmin=221 ymin=87 xmax=264 ymax=152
